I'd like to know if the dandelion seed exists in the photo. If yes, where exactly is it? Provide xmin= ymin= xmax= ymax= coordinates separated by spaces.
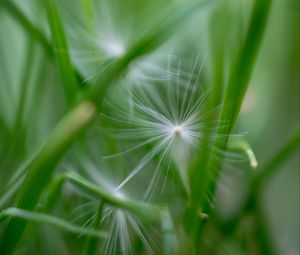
xmin=69 ymin=162 xmax=156 ymax=254
xmin=102 ymin=208 xmax=156 ymax=255
xmin=100 ymin=37 xmax=125 ymax=58
xmin=64 ymin=0 xmax=130 ymax=81
xmin=173 ymin=125 xmax=182 ymax=135
xmin=103 ymin=58 xmax=213 ymax=197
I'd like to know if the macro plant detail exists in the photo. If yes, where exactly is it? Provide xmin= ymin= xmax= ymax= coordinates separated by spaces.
xmin=103 ymin=63 xmax=211 ymax=195
xmin=0 ymin=0 xmax=299 ymax=255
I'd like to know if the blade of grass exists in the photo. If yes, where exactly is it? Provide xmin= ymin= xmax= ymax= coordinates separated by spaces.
xmin=88 ymin=0 xmax=216 ymax=108
xmin=82 ymin=200 xmax=105 ymax=255
xmin=228 ymin=137 xmax=258 ymax=170
xmin=61 ymin=172 xmax=161 ymax=220
xmin=160 ymin=208 xmax=176 ymax=255
xmin=81 ymin=0 xmax=94 ymax=30
xmin=0 ymin=101 xmax=96 ymax=255
xmin=0 ymin=0 xmax=53 ymax=57
xmin=0 ymin=207 xmax=107 ymax=238
xmin=12 ymin=39 xmax=36 ymax=156
xmin=45 ymin=173 xmax=177 ymax=255
xmin=44 ymin=0 xmax=79 ymax=103
xmin=46 ymin=173 xmax=175 ymax=254
xmin=0 ymin=54 xmax=48 ymax=206
xmin=253 ymin=201 xmax=274 ymax=255
xmin=207 ymin=0 xmax=272 ymax=200
xmin=0 ymin=38 xmax=36 ymax=181
xmin=0 ymin=177 xmax=23 ymax=210
xmin=255 ymin=128 xmax=300 ymax=187
xmin=188 ymin=0 xmax=272 ymax=252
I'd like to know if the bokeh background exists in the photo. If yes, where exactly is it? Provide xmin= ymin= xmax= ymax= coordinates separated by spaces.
xmin=0 ymin=0 xmax=299 ymax=254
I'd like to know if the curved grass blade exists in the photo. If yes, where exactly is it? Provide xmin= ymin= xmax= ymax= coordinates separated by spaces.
xmin=44 ymin=0 xmax=79 ymax=103
xmin=0 ymin=207 xmax=107 ymax=238
xmin=61 ymin=172 xmax=161 ymax=220
xmin=228 ymin=137 xmax=258 ymax=170
xmin=0 ymin=0 xmax=53 ymax=57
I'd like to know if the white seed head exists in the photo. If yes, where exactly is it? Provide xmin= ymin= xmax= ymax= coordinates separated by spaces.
xmin=101 ymin=38 xmax=125 ymax=58
xmin=104 ymin=58 xmax=209 ymax=197
xmin=173 ymin=125 xmax=182 ymax=135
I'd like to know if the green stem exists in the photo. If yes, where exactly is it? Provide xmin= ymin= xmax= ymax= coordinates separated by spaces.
xmin=188 ymin=0 xmax=273 ymax=252
xmin=14 ymin=39 xmax=35 ymax=134
xmin=46 ymin=173 xmax=174 ymax=254
xmin=160 ymin=208 xmax=176 ymax=255
xmin=1 ymin=39 xmax=36 ymax=182
xmin=255 ymin=128 xmax=300 ymax=187
xmin=253 ymin=198 xmax=274 ymax=255
xmin=44 ymin=0 xmax=79 ymax=103
xmin=83 ymin=200 xmax=105 ymax=255
xmin=208 ymin=0 xmax=272 ymax=191
xmin=0 ymin=101 xmax=96 ymax=255
xmin=11 ymin=39 xmax=35 ymax=158
xmin=81 ymin=0 xmax=94 ymax=32
xmin=0 ymin=0 xmax=53 ymax=57
xmin=63 ymin=173 xmax=161 ymax=220
xmin=0 ymin=207 xmax=107 ymax=239
xmin=43 ymin=172 xmax=162 ymax=221
xmin=228 ymin=137 xmax=258 ymax=170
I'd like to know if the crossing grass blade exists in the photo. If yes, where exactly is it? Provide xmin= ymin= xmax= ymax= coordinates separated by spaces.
xmin=0 ymin=0 xmax=53 ymax=57
xmin=44 ymin=0 xmax=79 ymax=103
xmin=0 ymin=207 xmax=107 ymax=238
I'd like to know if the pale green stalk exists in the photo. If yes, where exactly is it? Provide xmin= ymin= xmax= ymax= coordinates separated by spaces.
xmin=187 ymin=0 xmax=273 ymax=253
xmin=0 ymin=207 xmax=107 ymax=239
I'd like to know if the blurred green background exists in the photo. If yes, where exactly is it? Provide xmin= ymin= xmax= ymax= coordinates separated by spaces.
xmin=0 ymin=0 xmax=299 ymax=254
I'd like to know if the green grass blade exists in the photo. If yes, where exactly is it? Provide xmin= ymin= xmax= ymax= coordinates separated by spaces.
xmin=11 ymin=39 xmax=36 ymax=158
xmin=0 ymin=0 xmax=53 ymax=57
xmin=46 ymin=173 xmax=174 ymax=254
xmin=44 ymin=0 xmax=79 ymax=103
xmin=217 ymin=0 xmax=272 ymax=136
xmin=80 ymin=0 xmax=94 ymax=30
xmin=201 ymin=0 xmax=271 ymax=208
xmin=0 ymin=178 xmax=22 ymax=210
xmin=63 ymin=172 xmax=161 ymax=220
xmin=0 ymin=101 xmax=96 ymax=255
xmin=0 ymin=207 xmax=107 ymax=238
xmin=228 ymin=137 xmax=258 ymax=170
xmin=187 ymin=0 xmax=272 ymax=251
xmin=255 ymin=128 xmax=300 ymax=187
xmin=83 ymin=200 xmax=105 ymax=255
xmin=160 ymin=208 xmax=176 ymax=255
xmin=45 ymin=172 xmax=161 ymax=219
xmin=88 ymin=0 xmax=215 ymax=108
